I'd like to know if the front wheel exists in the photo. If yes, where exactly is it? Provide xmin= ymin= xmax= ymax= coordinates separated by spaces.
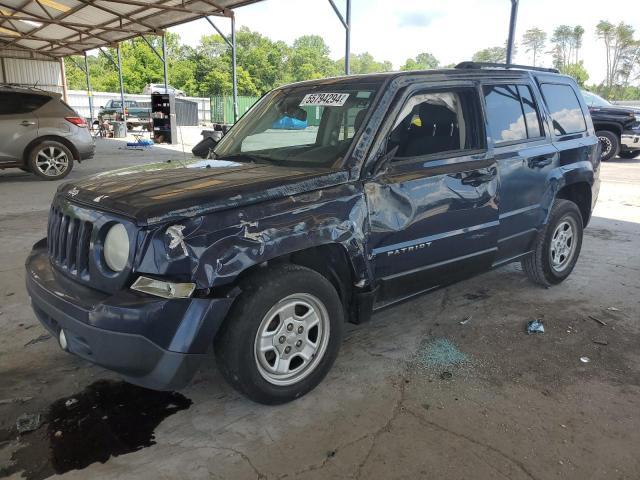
xmin=596 ymin=130 xmax=620 ymax=161
xmin=214 ymin=264 xmax=344 ymax=405
xmin=618 ymin=150 xmax=640 ymax=159
xmin=521 ymin=199 xmax=584 ymax=287
xmin=28 ymin=141 xmax=74 ymax=180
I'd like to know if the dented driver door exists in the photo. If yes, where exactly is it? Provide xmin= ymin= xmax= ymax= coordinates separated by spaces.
xmin=364 ymin=83 xmax=499 ymax=306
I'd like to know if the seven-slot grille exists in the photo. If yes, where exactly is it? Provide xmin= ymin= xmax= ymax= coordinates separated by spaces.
xmin=47 ymin=206 xmax=93 ymax=278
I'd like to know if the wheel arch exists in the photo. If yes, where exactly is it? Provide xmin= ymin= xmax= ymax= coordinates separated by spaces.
xmin=555 ymin=181 xmax=592 ymax=227
xmin=593 ymin=122 xmax=623 ymax=137
xmin=23 ymin=135 xmax=80 ymax=166
xmin=232 ymin=242 xmax=368 ymax=324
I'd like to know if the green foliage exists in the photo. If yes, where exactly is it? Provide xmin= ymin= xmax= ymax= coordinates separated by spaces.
xmin=596 ymin=20 xmax=639 ymax=88
xmin=337 ymin=52 xmax=393 ymax=74
xmin=472 ymin=46 xmax=507 ymax=63
xmin=400 ymin=52 xmax=439 ymax=71
xmin=521 ymin=28 xmax=546 ymax=66
xmin=588 ymin=83 xmax=640 ymax=101
xmin=560 ymin=62 xmax=589 ymax=87
xmin=64 ymin=30 xmax=345 ymax=97
xmin=286 ymin=35 xmax=340 ymax=82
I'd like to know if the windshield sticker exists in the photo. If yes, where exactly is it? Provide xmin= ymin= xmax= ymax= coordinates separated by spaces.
xmin=299 ymin=93 xmax=350 ymax=107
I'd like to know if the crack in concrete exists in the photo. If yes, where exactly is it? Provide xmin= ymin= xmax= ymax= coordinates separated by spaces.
xmin=210 ymin=446 xmax=267 ymax=480
xmin=403 ymin=408 xmax=539 ymax=480
xmin=353 ymin=369 xmax=409 ymax=479
xmin=164 ymin=440 xmax=267 ymax=480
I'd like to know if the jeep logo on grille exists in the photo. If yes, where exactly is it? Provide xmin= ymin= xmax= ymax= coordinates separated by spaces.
xmin=68 ymin=187 xmax=80 ymax=197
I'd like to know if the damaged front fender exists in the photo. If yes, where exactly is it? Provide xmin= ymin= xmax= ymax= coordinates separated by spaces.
xmin=136 ymin=182 xmax=372 ymax=291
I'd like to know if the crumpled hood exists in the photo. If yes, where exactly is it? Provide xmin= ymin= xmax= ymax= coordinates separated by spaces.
xmin=58 ymin=158 xmax=348 ymax=225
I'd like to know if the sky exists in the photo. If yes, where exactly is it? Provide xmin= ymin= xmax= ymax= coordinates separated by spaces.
xmin=170 ymin=0 xmax=640 ymax=84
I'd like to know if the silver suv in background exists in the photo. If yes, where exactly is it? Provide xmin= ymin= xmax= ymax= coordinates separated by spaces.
xmin=142 ymin=83 xmax=185 ymax=97
xmin=0 ymin=86 xmax=95 ymax=180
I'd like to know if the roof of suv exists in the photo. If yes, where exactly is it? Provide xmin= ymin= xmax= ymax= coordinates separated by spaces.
xmin=279 ymin=64 xmax=572 ymax=90
xmin=0 ymin=84 xmax=58 ymax=97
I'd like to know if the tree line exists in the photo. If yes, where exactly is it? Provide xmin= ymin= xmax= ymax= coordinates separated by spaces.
xmin=64 ymin=29 xmax=435 ymax=98
xmin=64 ymin=21 xmax=640 ymax=101
xmin=474 ymin=21 xmax=640 ymax=99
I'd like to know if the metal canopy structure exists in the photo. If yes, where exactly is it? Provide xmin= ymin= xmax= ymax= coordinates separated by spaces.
xmin=1 ymin=0 xmax=520 ymax=126
xmin=0 ymin=0 xmax=263 ymax=58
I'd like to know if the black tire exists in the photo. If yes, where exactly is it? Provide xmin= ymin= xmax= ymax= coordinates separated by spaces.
xmin=28 ymin=141 xmax=74 ymax=180
xmin=618 ymin=150 xmax=640 ymax=159
xmin=521 ymin=199 xmax=584 ymax=287
xmin=126 ymin=123 xmax=133 ymax=131
xmin=596 ymin=130 xmax=620 ymax=161
xmin=214 ymin=264 xmax=344 ymax=405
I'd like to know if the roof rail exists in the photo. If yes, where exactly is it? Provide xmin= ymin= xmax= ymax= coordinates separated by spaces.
xmin=0 ymin=83 xmax=50 ymax=93
xmin=455 ymin=61 xmax=560 ymax=74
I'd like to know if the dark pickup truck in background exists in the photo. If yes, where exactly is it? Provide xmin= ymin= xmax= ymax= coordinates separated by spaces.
xmin=582 ymin=90 xmax=640 ymax=161
xmin=98 ymin=99 xmax=152 ymax=131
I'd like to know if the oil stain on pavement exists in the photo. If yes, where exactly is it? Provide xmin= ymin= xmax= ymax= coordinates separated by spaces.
xmin=0 ymin=379 xmax=192 ymax=480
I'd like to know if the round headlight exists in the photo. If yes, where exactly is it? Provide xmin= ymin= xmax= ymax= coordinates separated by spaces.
xmin=103 ymin=223 xmax=129 ymax=272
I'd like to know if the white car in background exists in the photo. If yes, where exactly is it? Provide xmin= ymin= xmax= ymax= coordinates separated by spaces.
xmin=143 ymin=83 xmax=186 ymax=97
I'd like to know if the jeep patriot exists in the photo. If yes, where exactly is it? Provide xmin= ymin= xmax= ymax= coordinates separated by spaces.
xmin=26 ymin=62 xmax=600 ymax=404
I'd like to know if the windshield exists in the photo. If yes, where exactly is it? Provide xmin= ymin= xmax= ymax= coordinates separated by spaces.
xmin=214 ymin=82 xmax=381 ymax=168
xmin=111 ymin=101 xmax=137 ymax=108
xmin=581 ymin=90 xmax=611 ymax=107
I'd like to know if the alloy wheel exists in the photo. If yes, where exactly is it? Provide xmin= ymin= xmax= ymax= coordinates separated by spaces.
xmin=35 ymin=146 xmax=69 ymax=177
xmin=549 ymin=218 xmax=577 ymax=272
xmin=254 ymin=293 xmax=330 ymax=386
xmin=598 ymin=135 xmax=612 ymax=158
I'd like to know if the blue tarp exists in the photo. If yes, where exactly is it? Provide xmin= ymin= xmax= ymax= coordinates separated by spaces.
xmin=271 ymin=116 xmax=308 ymax=130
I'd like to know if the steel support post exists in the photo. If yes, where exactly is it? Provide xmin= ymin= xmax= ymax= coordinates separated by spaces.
xmin=116 ymin=44 xmax=126 ymax=122
xmin=231 ymin=14 xmax=238 ymax=122
xmin=84 ymin=52 xmax=94 ymax=125
xmin=162 ymin=32 xmax=169 ymax=93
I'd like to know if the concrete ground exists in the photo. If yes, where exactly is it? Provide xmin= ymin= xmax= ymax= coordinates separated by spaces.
xmin=1 ymin=134 xmax=639 ymax=480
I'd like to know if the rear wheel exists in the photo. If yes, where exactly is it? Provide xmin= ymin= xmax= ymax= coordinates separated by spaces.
xmin=618 ymin=150 xmax=640 ymax=159
xmin=596 ymin=130 xmax=620 ymax=161
xmin=521 ymin=199 xmax=584 ymax=287
xmin=214 ymin=264 xmax=344 ymax=405
xmin=28 ymin=141 xmax=74 ymax=180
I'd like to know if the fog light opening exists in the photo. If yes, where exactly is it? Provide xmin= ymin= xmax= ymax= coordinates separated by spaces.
xmin=131 ymin=276 xmax=196 ymax=299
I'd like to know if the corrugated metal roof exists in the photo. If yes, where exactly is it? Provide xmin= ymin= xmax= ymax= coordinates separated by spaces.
xmin=0 ymin=0 xmax=264 ymax=58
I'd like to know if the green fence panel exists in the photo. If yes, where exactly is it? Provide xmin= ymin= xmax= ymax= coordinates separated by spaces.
xmin=210 ymin=96 xmax=327 ymax=127
xmin=210 ymin=95 xmax=260 ymax=124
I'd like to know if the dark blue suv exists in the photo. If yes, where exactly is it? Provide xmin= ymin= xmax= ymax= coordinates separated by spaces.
xmin=26 ymin=63 xmax=600 ymax=404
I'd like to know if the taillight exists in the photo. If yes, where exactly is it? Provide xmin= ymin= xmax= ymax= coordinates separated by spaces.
xmin=65 ymin=116 xmax=87 ymax=128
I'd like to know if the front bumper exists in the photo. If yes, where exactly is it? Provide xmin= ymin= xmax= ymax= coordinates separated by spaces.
xmin=621 ymin=131 xmax=640 ymax=150
xmin=25 ymin=240 xmax=235 ymax=390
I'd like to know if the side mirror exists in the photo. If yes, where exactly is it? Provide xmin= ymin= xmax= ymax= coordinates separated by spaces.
xmin=192 ymin=135 xmax=219 ymax=159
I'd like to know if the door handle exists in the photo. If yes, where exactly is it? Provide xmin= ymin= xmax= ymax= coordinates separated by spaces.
xmin=527 ymin=154 xmax=553 ymax=168
xmin=20 ymin=120 xmax=36 ymax=127
xmin=461 ymin=171 xmax=495 ymax=186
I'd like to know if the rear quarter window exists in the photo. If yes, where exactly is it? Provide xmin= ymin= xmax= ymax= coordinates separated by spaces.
xmin=0 ymin=92 xmax=50 ymax=115
xmin=540 ymin=83 xmax=587 ymax=136
xmin=483 ymin=84 xmax=543 ymax=144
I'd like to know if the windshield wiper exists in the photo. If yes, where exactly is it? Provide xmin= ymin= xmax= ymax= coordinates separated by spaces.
xmin=220 ymin=153 xmax=274 ymax=164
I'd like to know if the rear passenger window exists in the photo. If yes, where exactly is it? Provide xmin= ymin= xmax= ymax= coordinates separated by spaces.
xmin=0 ymin=92 xmax=50 ymax=115
xmin=388 ymin=88 xmax=484 ymax=159
xmin=540 ymin=83 xmax=586 ymax=136
xmin=483 ymin=84 xmax=543 ymax=144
